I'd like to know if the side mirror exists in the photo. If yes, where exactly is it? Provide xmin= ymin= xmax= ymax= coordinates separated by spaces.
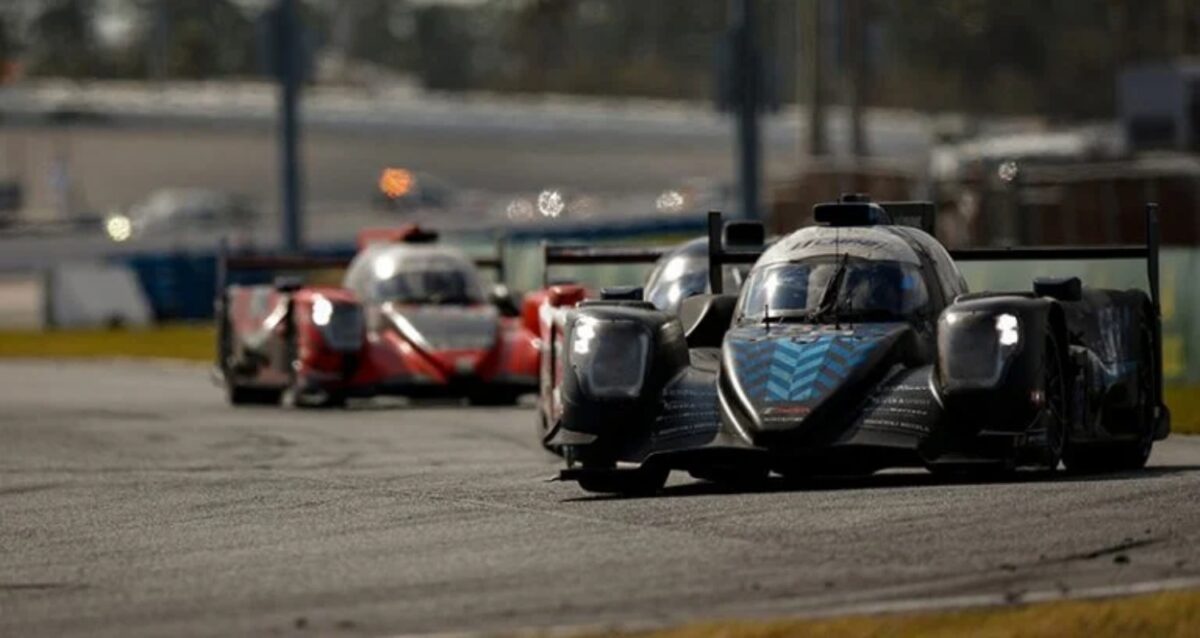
xmin=1033 ymin=277 xmax=1082 ymax=302
xmin=488 ymin=283 xmax=520 ymax=317
xmin=723 ymin=220 xmax=765 ymax=248
xmin=600 ymin=286 xmax=643 ymax=301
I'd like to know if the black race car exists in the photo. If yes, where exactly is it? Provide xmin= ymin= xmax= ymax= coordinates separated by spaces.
xmin=536 ymin=227 xmax=764 ymax=451
xmin=548 ymin=196 xmax=1170 ymax=495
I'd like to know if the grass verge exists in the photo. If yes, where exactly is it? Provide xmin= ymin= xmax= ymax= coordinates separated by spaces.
xmin=0 ymin=324 xmax=214 ymax=362
xmin=607 ymin=589 xmax=1200 ymax=638
xmin=1165 ymin=385 xmax=1200 ymax=435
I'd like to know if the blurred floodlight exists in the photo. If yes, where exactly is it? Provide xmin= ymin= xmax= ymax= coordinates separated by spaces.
xmin=506 ymin=198 xmax=535 ymax=221
xmin=571 ymin=195 xmax=598 ymax=219
xmin=997 ymin=160 xmax=1019 ymax=183
xmin=656 ymin=189 xmax=685 ymax=213
xmin=105 ymin=214 xmax=132 ymax=242
xmin=379 ymin=167 xmax=415 ymax=199
xmin=537 ymin=189 xmax=565 ymax=218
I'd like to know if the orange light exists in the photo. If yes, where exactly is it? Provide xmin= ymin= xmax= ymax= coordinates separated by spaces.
xmin=379 ymin=168 xmax=414 ymax=199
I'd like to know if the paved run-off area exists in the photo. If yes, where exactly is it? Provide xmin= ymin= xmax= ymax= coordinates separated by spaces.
xmin=1 ymin=360 xmax=1198 ymax=637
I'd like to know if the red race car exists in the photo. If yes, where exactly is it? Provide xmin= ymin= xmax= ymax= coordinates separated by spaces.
xmin=215 ymin=226 xmax=541 ymax=407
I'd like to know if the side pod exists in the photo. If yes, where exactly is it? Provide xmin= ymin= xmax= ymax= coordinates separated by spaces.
xmin=554 ymin=300 xmax=689 ymax=451
xmin=935 ymin=294 xmax=1061 ymax=434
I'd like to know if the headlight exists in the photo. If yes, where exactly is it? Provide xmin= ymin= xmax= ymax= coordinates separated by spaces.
xmin=938 ymin=310 xmax=1022 ymax=388
xmin=570 ymin=317 xmax=650 ymax=399
xmin=312 ymin=297 xmax=362 ymax=352
xmin=995 ymin=313 xmax=1020 ymax=346
xmin=312 ymin=295 xmax=333 ymax=326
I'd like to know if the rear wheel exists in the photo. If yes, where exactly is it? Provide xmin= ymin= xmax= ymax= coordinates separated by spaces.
xmin=1032 ymin=332 xmax=1067 ymax=470
xmin=1063 ymin=325 xmax=1155 ymax=473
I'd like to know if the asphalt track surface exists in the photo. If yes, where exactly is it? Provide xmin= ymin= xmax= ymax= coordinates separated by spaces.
xmin=2 ymin=360 xmax=1199 ymax=637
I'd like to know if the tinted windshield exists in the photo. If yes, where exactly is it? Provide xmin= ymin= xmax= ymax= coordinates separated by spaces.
xmin=737 ymin=258 xmax=928 ymax=323
xmin=371 ymin=268 xmax=483 ymax=304
xmin=645 ymin=254 xmax=746 ymax=313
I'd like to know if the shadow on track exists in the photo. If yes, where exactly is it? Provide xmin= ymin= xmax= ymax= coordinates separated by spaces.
xmin=561 ymin=465 xmax=1200 ymax=502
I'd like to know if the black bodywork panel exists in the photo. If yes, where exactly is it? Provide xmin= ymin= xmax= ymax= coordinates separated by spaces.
xmin=549 ymin=203 xmax=1167 ymax=483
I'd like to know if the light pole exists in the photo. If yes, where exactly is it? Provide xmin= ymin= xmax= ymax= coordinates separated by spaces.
xmin=730 ymin=0 xmax=762 ymax=221
xmin=275 ymin=0 xmax=303 ymax=253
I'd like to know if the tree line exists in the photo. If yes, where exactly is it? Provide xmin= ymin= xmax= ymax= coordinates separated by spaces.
xmin=1 ymin=0 xmax=1197 ymax=119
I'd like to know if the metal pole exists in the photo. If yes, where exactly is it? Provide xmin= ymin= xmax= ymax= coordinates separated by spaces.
xmin=707 ymin=211 xmax=724 ymax=294
xmin=805 ymin=0 xmax=827 ymax=156
xmin=277 ymin=0 xmax=303 ymax=253
xmin=732 ymin=0 xmax=761 ymax=221
xmin=845 ymin=0 xmax=867 ymax=157
xmin=1145 ymin=202 xmax=1165 ymax=421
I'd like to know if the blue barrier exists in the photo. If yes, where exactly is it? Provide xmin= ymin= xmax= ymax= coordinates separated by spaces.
xmin=113 ymin=216 xmax=708 ymax=321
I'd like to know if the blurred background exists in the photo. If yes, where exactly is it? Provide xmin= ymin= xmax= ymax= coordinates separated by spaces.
xmin=0 ymin=0 xmax=1198 ymax=386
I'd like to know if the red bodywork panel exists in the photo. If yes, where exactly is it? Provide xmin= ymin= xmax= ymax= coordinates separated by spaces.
xmin=532 ymin=284 xmax=590 ymax=433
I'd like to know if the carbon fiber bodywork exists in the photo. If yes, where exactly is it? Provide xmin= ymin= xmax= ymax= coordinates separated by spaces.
xmin=550 ymin=201 xmax=1168 ymax=492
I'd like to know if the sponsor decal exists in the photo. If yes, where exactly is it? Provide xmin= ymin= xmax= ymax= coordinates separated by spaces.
xmin=764 ymin=405 xmax=812 ymax=417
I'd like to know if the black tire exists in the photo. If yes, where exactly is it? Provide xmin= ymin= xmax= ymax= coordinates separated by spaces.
xmin=577 ymin=466 xmax=669 ymax=497
xmin=1033 ymin=332 xmax=1068 ymax=470
xmin=1063 ymin=325 xmax=1155 ymax=473
xmin=279 ymin=316 xmax=348 ymax=409
xmin=288 ymin=386 xmax=348 ymax=409
xmin=537 ymin=411 xmax=562 ymax=455
xmin=227 ymin=384 xmax=283 ymax=406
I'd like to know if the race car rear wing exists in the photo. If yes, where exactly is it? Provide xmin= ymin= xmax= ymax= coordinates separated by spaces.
xmin=540 ymin=213 xmax=767 ymax=291
xmin=947 ymin=202 xmax=1162 ymax=316
xmin=216 ymin=238 xmax=508 ymax=293
xmin=540 ymin=244 xmax=673 ymax=287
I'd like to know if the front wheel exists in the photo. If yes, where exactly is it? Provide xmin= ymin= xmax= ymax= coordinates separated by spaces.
xmin=688 ymin=466 xmax=770 ymax=488
xmin=1030 ymin=332 xmax=1068 ymax=470
xmin=577 ymin=466 xmax=669 ymax=497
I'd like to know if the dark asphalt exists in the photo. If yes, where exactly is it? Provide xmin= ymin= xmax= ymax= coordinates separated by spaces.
xmin=1 ymin=360 xmax=1198 ymax=637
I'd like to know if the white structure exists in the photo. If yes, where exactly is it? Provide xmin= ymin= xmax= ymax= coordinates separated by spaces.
xmin=1119 ymin=61 xmax=1200 ymax=152
xmin=47 ymin=262 xmax=153 ymax=328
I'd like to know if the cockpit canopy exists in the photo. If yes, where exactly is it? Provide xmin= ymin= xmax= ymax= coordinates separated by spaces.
xmin=344 ymin=244 xmax=486 ymax=305
xmin=736 ymin=224 xmax=965 ymax=324
xmin=738 ymin=258 xmax=930 ymax=323
xmin=644 ymin=237 xmax=747 ymax=314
